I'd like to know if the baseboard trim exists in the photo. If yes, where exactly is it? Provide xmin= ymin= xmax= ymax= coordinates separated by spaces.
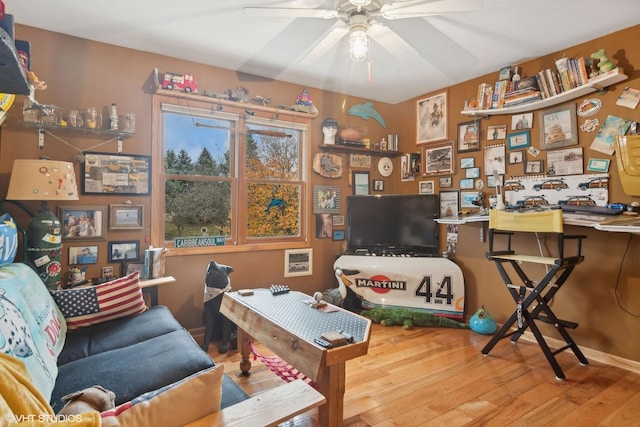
xmin=519 ymin=331 xmax=640 ymax=375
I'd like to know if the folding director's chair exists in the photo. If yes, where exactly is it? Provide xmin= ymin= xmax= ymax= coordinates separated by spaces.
xmin=482 ymin=209 xmax=588 ymax=379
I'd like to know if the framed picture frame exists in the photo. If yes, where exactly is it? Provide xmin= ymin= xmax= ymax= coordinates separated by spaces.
xmin=546 ymin=147 xmax=583 ymax=176
xmin=284 ymin=248 xmax=313 ymax=278
xmin=457 ymin=120 xmax=481 ymax=152
xmin=511 ymin=113 xmax=533 ymax=130
xmin=484 ymin=144 xmax=506 ymax=176
xmin=59 ymin=205 xmax=107 ymax=240
xmin=587 ymin=158 xmax=611 ymax=172
xmin=465 ymin=167 xmax=480 ymax=179
xmin=107 ymin=240 xmax=140 ymax=262
xmin=460 ymin=157 xmax=474 ymax=169
xmin=422 ymin=141 xmax=454 ymax=175
xmin=539 ymin=103 xmax=578 ymax=150
xmin=487 ymin=124 xmax=507 ymax=141
xmin=82 ymin=151 xmax=151 ymax=195
xmin=417 ymin=91 xmax=447 ymax=144
xmin=439 ymin=177 xmax=452 ymax=188
xmin=332 ymin=230 xmax=345 ymax=241
xmin=353 ymin=171 xmax=370 ymax=195
xmin=316 ymin=214 xmax=333 ymax=239
xmin=525 ymin=159 xmax=544 ymax=174
xmin=460 ymin=178 xmax=474 ymax=189
xmin=509 ymin=150 xmax=525 ymax=164
xmin=373 ymin=179 xmax=384 ymax=192
xmin=313 ymin=185 xmax=341 ymax=214
xmin=460 ymin=191 xmax=479 ymax=208
xmin=102 ymin=266 xmax=114 ymax=279
xmin=125 ymin=263 xmax=145 ymax=276
xmin=499 ymin=66 xmax=512 ymax=81
xmin=507 ymin=130 xmax=531 ymax=150
xmin=109 ymin=204 xmax=143 ymax=230
xmin=419 ymin=180 xmax=435 ymax=194
xmin=332 ymin=215 xmax=345 ymax=226
xmin=68 ymin=245 xmax=98 ymax=265
xmin=439 ymin=190 xmax=459 ymax=218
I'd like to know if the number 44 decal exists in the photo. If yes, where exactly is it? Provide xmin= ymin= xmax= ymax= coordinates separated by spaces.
xmin=415 ymin=275 xmax=454 ymax=305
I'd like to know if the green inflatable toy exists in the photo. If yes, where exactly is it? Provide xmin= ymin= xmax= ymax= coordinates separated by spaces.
xmin=361 ymin=307 xmax=469 ymax=330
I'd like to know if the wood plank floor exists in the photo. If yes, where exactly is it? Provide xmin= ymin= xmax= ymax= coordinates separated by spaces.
xmin=210 ymin=324 xmax=640 ymax=426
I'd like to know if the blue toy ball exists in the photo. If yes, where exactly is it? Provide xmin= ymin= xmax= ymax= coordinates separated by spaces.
xmin=470 ymin=306 xmax=497 ymax=335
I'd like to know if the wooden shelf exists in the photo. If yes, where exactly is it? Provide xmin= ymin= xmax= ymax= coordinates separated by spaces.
xmin=319 ymin=144 xmax=403 ymax=157
xmin=461 ymin=70 xmax=628 ymax=116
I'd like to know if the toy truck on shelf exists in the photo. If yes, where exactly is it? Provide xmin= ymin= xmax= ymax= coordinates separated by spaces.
xmin=160 ymin=72 xmax=198 ymax=93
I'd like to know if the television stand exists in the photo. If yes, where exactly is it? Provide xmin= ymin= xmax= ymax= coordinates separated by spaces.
xmin=334 ymin=254 xmax=465 ymax=319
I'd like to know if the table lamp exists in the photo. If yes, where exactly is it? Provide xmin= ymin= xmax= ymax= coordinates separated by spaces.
xmin=5 ymin=159 xmax=79 ymax=290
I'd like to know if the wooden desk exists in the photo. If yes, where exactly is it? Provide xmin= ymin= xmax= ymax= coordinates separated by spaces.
xmin=220 ymin=289 xmax=371 ymax=427
xmin=140 ymin=276 xmax=176 ymax=306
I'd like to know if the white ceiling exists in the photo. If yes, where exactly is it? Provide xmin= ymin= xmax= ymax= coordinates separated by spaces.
xmin=6 ymin=0 xmax=640 ymax=104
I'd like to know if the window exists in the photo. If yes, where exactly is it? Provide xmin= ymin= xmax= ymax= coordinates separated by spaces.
xmin=151 ymin=95 xmax=309 ymax=253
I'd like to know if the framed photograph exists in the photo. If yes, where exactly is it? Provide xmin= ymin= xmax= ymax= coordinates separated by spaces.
xmin=422 ymin=141 xmax=454 ymax=175
xmin=512 ymin=113 xmax=533 ymax=130
xmin=457 ymin=120 xmax=481 ymax=152
xmin=108 ymin=240 xmax=140 ymax=262
xmin=313 ymin=185 xmax=340 ymax=214
xmin=126 ymin=263 xmax=144 ymax=276
xmin=353 ymin=171 xmax=370 ymax=195
xmin=587 ymin=158 xmax=611 ymax=172
xmin=484 ymin=144 xmax=506 ymax=176
xmin=460 ymin=157 xmax=474 ymax=169
xmin=461 ymin=191 xmax=479 ymax=208
xmin=373 ymin=179 xmax=385 ymax=192
xmin=332 ymin=215 xmax=345 ymax=226
xmin=316 ymin=214 xmax=333 ymax=239
xmin=507 ymin=130 xmax=531 ymax=149
xmin=465 ymin=167 xmax=480 ymax=179
xmin=102 ymin=266 xmax=114 ymax=279
xmin=525 ymin=160 xmax=544 ymax=174
xmin=439 ymin=190 xmax=459 ymax=218
xmin=547 ymin=147 xmax=583 ymax=176
xmin=284 ymin=248 xmax=313 ymax=278
xmin=419 ymin=180 xmax=435 ymax=194
xmin=332 ymin=230 xmax=345 ymax=241
xmin=439 ymin=177 xmax=452 ymax=188
xmin=460 ymin=178 xmax=474 ymax=189
xmin=82 ymin=152 xmax=151 ymax=195
xmin=499 ymin=66 xmax=512 ymax=81
xmin=59 ymin=205 xmax=107 ymax=240
xmin=109 ymin=204 xmax=143 ymax=230
xmin=417 ymin=91 xmax=447 ymax=144
xmin=509 ymin=150 xmax=525 ymax=164
xmin=487 ymin=124 xmax=507 ymax=141
xmin=69 ymin=246 xmax=98 ymax=265
xmin=539 ymin=104 xmax=578 ymax=150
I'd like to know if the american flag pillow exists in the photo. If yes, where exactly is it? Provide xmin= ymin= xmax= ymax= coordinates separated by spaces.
xmin=52 ymin=272 xmax=147 ymax=329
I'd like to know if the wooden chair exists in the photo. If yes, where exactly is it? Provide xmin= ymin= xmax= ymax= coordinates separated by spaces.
xmin=482 ymin=209 xmax=588 ymax=379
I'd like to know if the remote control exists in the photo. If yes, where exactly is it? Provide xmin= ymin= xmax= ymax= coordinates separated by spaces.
xmin=269 ymin=284 xmax=290 ymax=295
xmin=314 ymin=338 xmax=333 ymax=348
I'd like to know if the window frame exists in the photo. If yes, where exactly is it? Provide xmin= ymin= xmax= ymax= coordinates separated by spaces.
xmin=151 ymin=94 xmax=311 ymax=255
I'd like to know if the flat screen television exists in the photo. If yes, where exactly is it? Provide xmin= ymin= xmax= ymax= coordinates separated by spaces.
xmin=346 ymin=194 xmax=440 ymax=256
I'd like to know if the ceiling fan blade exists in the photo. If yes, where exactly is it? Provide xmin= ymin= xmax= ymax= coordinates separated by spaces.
xmin=382 ymin=0 xmax=483 ymax=19
xmin=298 ymin=24 xmax=349 ymax=63
xmin=369 ymin=24 xmax=421 ymax=62
xmin=243 ymin=7 xmax=338 ymax=19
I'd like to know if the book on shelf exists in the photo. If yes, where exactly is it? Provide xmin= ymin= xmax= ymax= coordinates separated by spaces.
xmin=142 ymin=247 xmax=166 ymax=280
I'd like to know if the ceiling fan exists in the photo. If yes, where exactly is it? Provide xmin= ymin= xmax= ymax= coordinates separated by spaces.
xmin=243 ymin=0 xmax=483 ymax=62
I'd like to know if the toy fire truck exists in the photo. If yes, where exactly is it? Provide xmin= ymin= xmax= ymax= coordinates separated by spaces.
xmin=160 ymin=72 xmax=198 ymax=93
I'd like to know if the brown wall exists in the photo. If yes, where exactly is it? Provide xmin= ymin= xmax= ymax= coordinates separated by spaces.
xmin=2 ymin=23 xmax=639 ymax=361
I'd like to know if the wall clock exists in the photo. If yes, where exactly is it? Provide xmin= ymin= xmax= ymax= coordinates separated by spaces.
xmin=378 ymin=157 xmax=393 ymax=177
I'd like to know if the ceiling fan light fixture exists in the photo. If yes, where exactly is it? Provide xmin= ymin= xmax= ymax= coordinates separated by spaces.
xmin=349 ymin=14 xmax=369 ymax=61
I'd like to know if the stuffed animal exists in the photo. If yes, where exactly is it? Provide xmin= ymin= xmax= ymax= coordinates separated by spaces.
xmin=202 ymin=260 xmax=237 ymax=354
xmin=58 ymin=385 xmax=115 ymax=416
xmin=361 ymin=307 xmax=469 ymax=330
xmin=590 ymin=48 xmax=616 ymax=74
xmin=318 ymin=268 xmax=363 ymax=313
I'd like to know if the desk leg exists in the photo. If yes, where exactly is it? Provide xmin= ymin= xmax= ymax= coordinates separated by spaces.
xmin=237 ymin=328 xmax=252 ymax=375
xmin=318 ymin=362 xmax=345 ymax=427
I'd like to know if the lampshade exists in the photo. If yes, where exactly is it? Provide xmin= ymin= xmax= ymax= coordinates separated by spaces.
xmin=6 ymin=159 xmax=79 ymax=201
xmin=349 ymin=15 xmax=369 ymax=62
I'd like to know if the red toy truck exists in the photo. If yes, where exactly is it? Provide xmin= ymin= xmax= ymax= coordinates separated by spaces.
xmin=160 ymin=72 xmax=198 ymax=93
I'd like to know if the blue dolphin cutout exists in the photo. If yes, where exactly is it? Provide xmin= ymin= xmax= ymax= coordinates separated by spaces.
xmin=265 ymin=198 xmax=286 ymax=212
xmin=348 ymin=102 xmax=386 ymax=128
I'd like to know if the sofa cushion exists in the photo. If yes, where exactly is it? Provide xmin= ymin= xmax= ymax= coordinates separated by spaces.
xmin=50 ymin=329 xmax=215 ymax=413
xmin=101 ymin=364 xmax=223 ymax=427
xmin=58 ymin=305 xmax=183 ymax=365
xmin=0 ymin=263 xmax=66 ymax=402
xmin=51 ymin=272 xmax=147 ymax=329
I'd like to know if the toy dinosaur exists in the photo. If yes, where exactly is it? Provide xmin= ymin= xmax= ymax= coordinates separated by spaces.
xmin=361 ymin=307 xmax=469 ymax=330
xmin=590 ymin=48 xmax=616 ymax=74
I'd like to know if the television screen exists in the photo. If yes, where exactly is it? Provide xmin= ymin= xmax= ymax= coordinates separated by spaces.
xmin=346 ymin=194 xmax=440 ymax=256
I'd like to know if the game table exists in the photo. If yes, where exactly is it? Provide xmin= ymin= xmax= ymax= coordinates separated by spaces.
xmin=220 ymin=289 xmax=371 ymax=427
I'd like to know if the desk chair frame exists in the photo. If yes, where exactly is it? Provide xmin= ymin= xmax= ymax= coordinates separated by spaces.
xmin=482 ymin=209 xmax=588 ymax=379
